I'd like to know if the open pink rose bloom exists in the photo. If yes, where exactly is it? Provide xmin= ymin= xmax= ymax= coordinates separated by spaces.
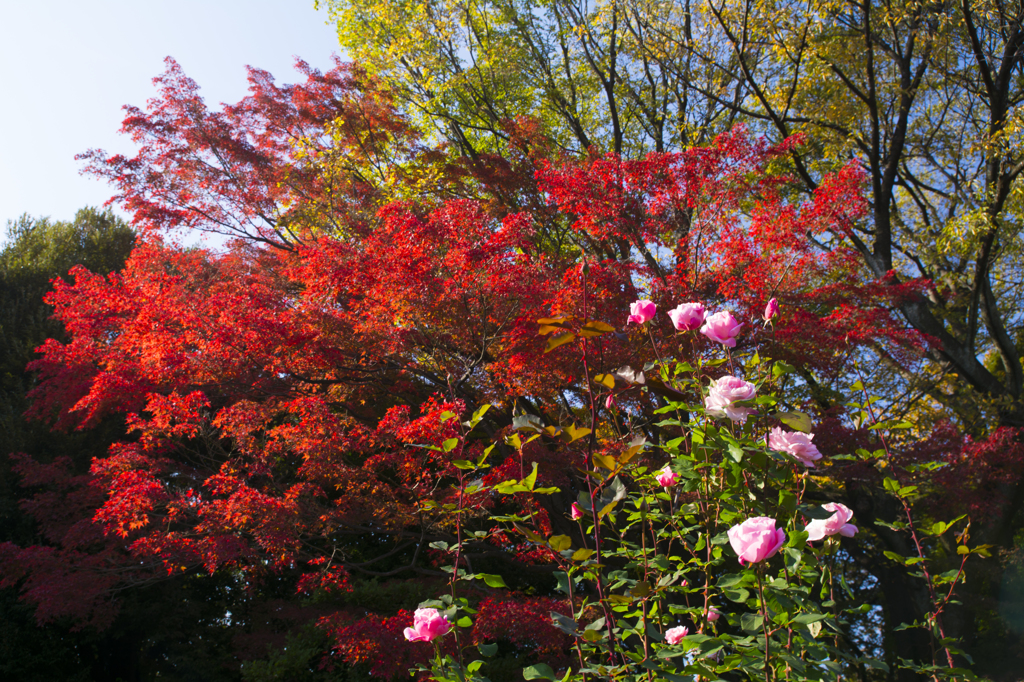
xmin=728 ymin=517 xmax=786 ymax=564
xmin=668 ymin=302 xmax=706 ymax=331
xmin=403 ymin=608 xmax=451 ymax=642
xmin=704 ymin=375 xmax=757 ymax=423
xmin=655 ymin=465 xmax=678 ymax=487
xmin=665 ymin=625 xmax=689 ymax=644
xmin=627 ymin=299 xmax=657 ymax=325
xmin=700 ymin=310 xmax=743 ymax=347
xmin=805 ymin=502 xmax=858 ymax=542
xmin=768 ymin=427 xmax=823 ymax=468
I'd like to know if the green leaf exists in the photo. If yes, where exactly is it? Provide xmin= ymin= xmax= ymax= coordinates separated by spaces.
xmin=775 ymin=411 xmax=813 ymax=433
xmin=554 ymin=571 xmax=573 ymax=595
xmin=478 ymin=643 xmax=498 ymax=657
xmin=740 ymin=613 xmax=764 ymax=632
xmin=457 ymin=616 xmax=473 ymax=627
xmin=773 ymin=361 xmax=796 ymax=377
xmin=723 ymin=587 xmax=749 ymax=603
xmin=725 ymin=443 xmax=744 ymax=463
xmin=480 ymin=573 xmax=507 ymax=588
xmin=792 ymin=613 xmax=826 ymax=625
xmin=783 ymin=547 xmax=803 ymax=571
xmin=523 ymin=663 xmax=556 ymax=680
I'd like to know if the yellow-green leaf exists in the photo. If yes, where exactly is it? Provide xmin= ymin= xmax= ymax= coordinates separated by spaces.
xmin=579 ymin=320 xmax=616 ymax=338
xmin=545 ymin=332 xmax=575 ymax=353
xmin=549 ymin=534 xmax=572 ymax=551
xmin=564 ymin=424 xmax=591 ymax=442
xmin=594 ymin=373 xmax=616 ymax=389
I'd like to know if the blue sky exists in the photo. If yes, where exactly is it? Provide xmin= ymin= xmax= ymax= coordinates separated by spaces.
xmin=0 ymin=0 xmax=341 ymax=231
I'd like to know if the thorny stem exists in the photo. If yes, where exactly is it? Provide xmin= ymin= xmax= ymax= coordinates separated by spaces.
xmin=852 ymin=368 xmax=956 ymax=671
xmin=579 ymin=261 xmax=626 ymax=667
xmin=756 ymin=569 xmax=773 ymax=682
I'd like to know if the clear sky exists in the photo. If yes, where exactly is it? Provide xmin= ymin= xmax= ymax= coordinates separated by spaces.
xmin=0 ymin=0 xmax=342 ymax=231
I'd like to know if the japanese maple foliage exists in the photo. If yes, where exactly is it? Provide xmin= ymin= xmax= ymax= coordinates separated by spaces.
xmin=6 ymin=56 xmax=953 ymax=676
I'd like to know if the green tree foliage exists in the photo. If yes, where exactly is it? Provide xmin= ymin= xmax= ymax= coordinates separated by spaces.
xmin=322 ymin=0 xmax=735 ymax=156
xmin=0 ymin=208 xmax=135 ymax=545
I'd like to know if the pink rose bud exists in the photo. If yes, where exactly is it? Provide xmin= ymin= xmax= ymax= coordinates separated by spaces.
xmin=704 ymin=375 xmax=757 ymax=424
xmin=706 ymin=607 xmax=722 ymax=622
xmin=805 ymin=502 xmax=858 ymax=542
xmin=570 ymin=502 xmax=584 ymax=520
xmin=768 ymin=427 xmax=823 ymax=468
xmin=700 ymin=310 xmax=743 ymax=347
xmin=763 ymin=297 xmax=779 ymax=322
xmin=655 ymin=464 xmax=678 ymax=487
xmin=665 ymin=626 xmax=689 ymax=645
xmin=605 ymin=394 xmax=616 ymax=410
xmin=627 ymin=299 xmax=657 ymax=325
xmin=727 ymin=517 xmax=787 ymax=565
xmin=667 ymin=302 xmax=706 ymax=331
xmin=403 ymin=608 xmax=451 ymax=642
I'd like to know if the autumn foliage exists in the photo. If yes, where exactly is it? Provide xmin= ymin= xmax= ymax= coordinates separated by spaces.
xmin=2 ymin=56 xmax=1014 ymax=679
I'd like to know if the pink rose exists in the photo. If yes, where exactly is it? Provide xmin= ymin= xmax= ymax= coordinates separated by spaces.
xmin=763 ymin=298 xmax=778 ymax=322
xmin=805 ymin=503 xmax=858 ymax=542
xmin=665 ymin=626 xmax=689 ymax=644
xmin=571 ymin=502 xmax=584 ymax=520
xmin=704 ymin=376 xmax=757 ymax=423
xmin=727 ymin=517 xmax=786 ymax=565
xmin=700 ymin=311 xmax=743 ymax=347
xmin=706 ymin=607 xmax=722 ymax=622
xmin=605 ymin=394 xmax=616 ymax=410
xmin=655 ymin=465 xmax=678 ymax=487
xmin=627 ymin=299 xmax=657 ymax=325
xmin=668 ymin=302 xmax=706 ymax=331
xmin=403 ymin=608 xmax=451 ymax=642
xmin=768 ymin=427 xmax=823 ymax=468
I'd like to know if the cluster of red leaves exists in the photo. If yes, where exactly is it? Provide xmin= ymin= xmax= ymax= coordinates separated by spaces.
xmin=472 ymin=594 xmax=575 ymax=664
xmin=320 ymin=610 xmax=439 ymax=680
xmin=0 ymin=454 xmax=130 ymax=628
xmin=933 ymin=426 xmax=1024 ymax=523
xmin=321 ymin=595 xmax=574 ymax=681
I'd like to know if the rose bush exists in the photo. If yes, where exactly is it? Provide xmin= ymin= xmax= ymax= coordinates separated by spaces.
xmin=316 ymin=298 xmax=975 ymax=682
